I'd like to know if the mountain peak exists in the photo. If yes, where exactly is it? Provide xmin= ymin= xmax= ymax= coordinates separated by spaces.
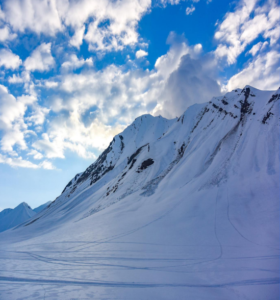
xmin=16 ymin=202 xmax=32 ymax=210
xmin=0 ymin=201 xmax=36 ymax=232
xmin=52 ymin=86 xmax=279 ymax=201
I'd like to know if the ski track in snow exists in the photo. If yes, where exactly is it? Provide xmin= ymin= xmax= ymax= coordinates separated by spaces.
xmin=0 ymin=275 xmax=279 ymax=288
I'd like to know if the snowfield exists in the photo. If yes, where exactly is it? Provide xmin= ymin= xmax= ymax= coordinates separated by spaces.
xmin=0 ymin=86 xmax=279 ymax=299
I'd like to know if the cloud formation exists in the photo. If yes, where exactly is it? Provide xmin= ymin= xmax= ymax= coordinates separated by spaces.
xmin=1 ymin=0 xmax=152 ymax=52
xmin=61 ymin=54 xmax=93 ymax=71
xmin=0 ymin=153 xmax=54 ymax=169
xmin=0 ymin=49 xmax=21 ymax=69
xmin=215 ymin=0 xmax=280 ymax=64
xmin=0 ymin=25 xmax=16 ymax=42
xmin=136 ymin=50 xmax=148 ymax=59
xmin=19 ymin=34 xmax=216 ymax=162
xmin=24 ymin=43 xmax=55 ymax=72
xmin=154 ymin=54 xmax=221 ymax=118
xmin=186 ymin=5 xmax=195 ymax=15
xmin=227 ymin=50 xmax=280 ymax=91
xmin=0 ymin=0 xmax=279 ymax=171
xmin=0 ymin=85 xmax=27 ymax=153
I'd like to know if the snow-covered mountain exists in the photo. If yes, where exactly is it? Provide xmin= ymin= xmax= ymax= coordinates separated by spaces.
xmin=0 ymin=201 xmax=52 ymax=232
xmin=33 ymin=201 xmax=52 ymax=214
xmin=0 ymin=86 xmax=279 ymax=300
xmin=0 ymin=202 xmax=36 ymax=232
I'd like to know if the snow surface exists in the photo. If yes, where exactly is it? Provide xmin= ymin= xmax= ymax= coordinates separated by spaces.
xmin=0 ymin=86 xmax=279 ymax=299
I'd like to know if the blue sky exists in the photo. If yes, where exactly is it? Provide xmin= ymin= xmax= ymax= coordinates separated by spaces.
xmin=0 ymin=0 xmax=279 ymax=210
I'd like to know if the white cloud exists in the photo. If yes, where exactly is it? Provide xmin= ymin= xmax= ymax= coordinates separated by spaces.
xmin=33 ymin=133 xmax=65 ymax=159
xmin=3 ymin=0 xmax=62 ymax=36
xmin=0 ymin=153 xmax=38 ymax=168
xmin=39 ymin=160 xmax=55 ymax=170
xmin=1 ymin=0 xmax=278 ymax=170
xmin=27 ymin=149 xmax=43 ymax=160
xmin=61 ymin=54 xmax=93 ymax=71
xmin=25 ymin=34 xmax=222 ymax=162
xmin=0 ymin=153 xmax=55 ymax=169
xmin=69 ymin=25 xmax=85 ymax=49
xmin=8 ymin=71 xmax=30 ymax=84
xmin=227 ymin=50 xmax=280 ymax=91
xmin=0 ymin=7 xmax=5 ymax=20
xmin=215 ymin=0 xmax=280 ymax=64
xmin=159 ymin=0 xmax=186 ymax=5
xmin=247 ymin=41 xmax=263 ymax=56
xmin=0 ymin=84 xmax=43 ymax=163
xmin=0 ymin=85 xmax=27 ymax=152
xmin=26 ymin=105 xmax=50 ymax=127
xmin=1 ymin=0 xmax=152 ymax=53
xmin=135 ymin=49 xmax=148 ymax=59
xmin=153 ymin=53 xmax=221 ymax=118
xmin=24 ymin=43 xmax=55 ymax=72
xmin=0 ymin=26 xmax=16 ymax=41
xmin=194 ymin=43 xmax=202 ymax=53
xmin=154 ymin=32 xmax=192 ymax=78
xmin=67 ymin=0 xmax=152 ymax=52
xmin=22 ymin=39 xmax=183 ymax=159
xmin=32 ymin=120 xmax=117 ymax=159
xmin=0 ymin=126 xmax=27 ymax=153
xmin=0 ymin=48 xmax=21 ymax=69
xmin=44 ymin=81 xmax=58 ymax=88
xmin=186 ymin=5 xmax=195 ymax=15
xmin=8 ymin=74 xmax=24 ymax=84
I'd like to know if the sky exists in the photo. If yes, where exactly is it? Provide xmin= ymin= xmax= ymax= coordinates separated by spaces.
xmin=0 ymin=0 xmax=279 ymax=210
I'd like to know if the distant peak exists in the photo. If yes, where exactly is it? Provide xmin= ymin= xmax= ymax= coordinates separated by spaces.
xmin=242 ymin=85 xmax=259 ymax=91
xmin=17 ymin=202 xmax=31 ymax=210
xmin=134 ymin=114 xmax=154 ymax=121
xmin=242 ymin=85 xmax=276 ymax=93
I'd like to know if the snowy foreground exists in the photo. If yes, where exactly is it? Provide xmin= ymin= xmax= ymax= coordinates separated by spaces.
xmin=0 ymin=86 xmax=279 ymax=300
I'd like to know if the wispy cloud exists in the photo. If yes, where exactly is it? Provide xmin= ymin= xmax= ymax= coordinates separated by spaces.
xmin=186 ymin=5 xmax=195 ymax=15
xmin=214 ymin=0 xmax=280 ymax=64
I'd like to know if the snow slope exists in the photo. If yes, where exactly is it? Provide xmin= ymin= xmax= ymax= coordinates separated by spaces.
xmin=0 ymin=202 xmax=36 ymax=232
xmin=33 ymin=201 xmax=52 ymax=214
xmin=0 ymin=86 xmax=279 ymax=300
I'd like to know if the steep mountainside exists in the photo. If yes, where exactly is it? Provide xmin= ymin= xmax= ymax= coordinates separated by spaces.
xmin=0 ymin=86 xmax=279 ymax=300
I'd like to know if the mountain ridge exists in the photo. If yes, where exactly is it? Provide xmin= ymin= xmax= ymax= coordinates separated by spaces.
xmin=2 ymin=85 xmax=279 ymax=235
xmin=0 ymin=85 xmax=279 ymax=299
xmin=0 ymin=201 xmax=52 ymax=232
xmin=0 ymin=202 xmax=36 ymax=232
xmin=57 ymin=85 xmax=279 ymax=202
